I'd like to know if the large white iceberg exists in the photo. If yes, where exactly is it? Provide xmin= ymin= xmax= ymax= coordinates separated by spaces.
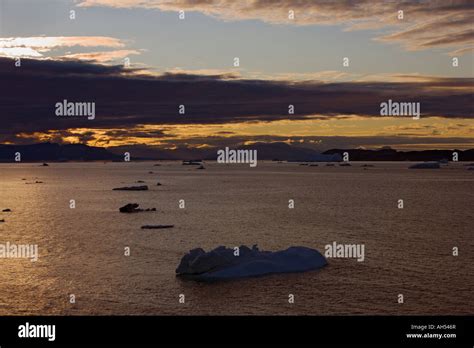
xmin=176 ymin=245 xmax=327 ymax=281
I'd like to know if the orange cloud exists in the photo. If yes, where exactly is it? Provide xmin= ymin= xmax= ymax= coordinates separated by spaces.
xmin=0 ymin=36 xmax=126 ymax=58
xmin=77 ymin=0 xmax=474 ymax=55
xmin=61 ymin=49 xmax=142 ymax=62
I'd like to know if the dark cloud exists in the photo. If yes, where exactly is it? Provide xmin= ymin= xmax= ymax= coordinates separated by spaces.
xmin=0 ymin=57 xmax=472 ymax=142
xmin=0 ymin=57 xmax=137 ymax=76
xmin=159 ymin=72 xmax=240 ymax=81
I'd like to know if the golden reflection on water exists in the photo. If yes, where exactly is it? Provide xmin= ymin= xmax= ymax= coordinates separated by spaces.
xmin=0 ymin=162 xmax=473 ymax=315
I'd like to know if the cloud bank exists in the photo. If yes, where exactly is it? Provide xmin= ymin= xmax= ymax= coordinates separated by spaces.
xmin=0 ymin=56 xmax=472 ymax=144
xmin=77 ymin=0 xmax=474 ymax=55
xmin=0 ymin=36 xmax=126 ymax=58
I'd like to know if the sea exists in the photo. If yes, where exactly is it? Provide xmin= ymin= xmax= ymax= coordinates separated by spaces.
xmin=0 ymin=161 xmax=472 ymax=315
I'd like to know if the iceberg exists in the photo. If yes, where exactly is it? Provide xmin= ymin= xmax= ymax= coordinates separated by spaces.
xmin=409 ymin=162 xmax=440 ymax=169
xmin=119 ymin=203 xmax=156 ymax=213
xmin=176 ymin=245 xmax=327 ymax=281
xmin=113 ymin=185 xmax=148 ymax=191
xmin=141 ymin=224 xmax=174 ymax=229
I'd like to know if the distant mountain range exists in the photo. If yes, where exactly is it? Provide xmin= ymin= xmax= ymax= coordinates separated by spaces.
xmin=1 ymin=142 xmax=473 ymax=162
xmin=0 ymin=143 xmax=121 ymax=162
xmin=323 ymin=148 xmax=474 ymax=161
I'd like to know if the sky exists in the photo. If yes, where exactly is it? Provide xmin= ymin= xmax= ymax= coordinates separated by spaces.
xmin=0 ymin=0 xmax=473 ymax=151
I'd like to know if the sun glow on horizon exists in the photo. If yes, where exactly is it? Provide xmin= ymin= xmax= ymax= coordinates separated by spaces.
xmin=8 ymin=116 xmax=474 ymax=150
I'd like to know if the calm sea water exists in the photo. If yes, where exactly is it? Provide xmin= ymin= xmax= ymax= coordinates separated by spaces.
xmin=0 ymin=162 xmax=472 ymax=315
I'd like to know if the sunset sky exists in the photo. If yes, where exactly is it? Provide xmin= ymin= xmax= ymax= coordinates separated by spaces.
xmin=0 ymin=0 xmax=473 ymax=151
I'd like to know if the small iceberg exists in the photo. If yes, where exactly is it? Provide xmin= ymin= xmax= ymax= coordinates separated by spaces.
xmin=119 ymin=203 xmax=156 ymax=213
xmin=113 ymin=185 xmax=148 ymax=191
xmin=409 ymin=162 xmax=440 ymax=169
xmin=176 ymin=245 xmax=327 ymax=281
xmin=141 ymin=225 xmax=174 ymax=229
xmin=182 ymin=160 xmax=202 ymax=166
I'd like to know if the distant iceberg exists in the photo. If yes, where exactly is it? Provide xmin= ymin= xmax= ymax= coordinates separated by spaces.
xmin=409 ymin=162 xmax=440 ymax=169
xmin=176 ymin=245 xmax=327 ymax=281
